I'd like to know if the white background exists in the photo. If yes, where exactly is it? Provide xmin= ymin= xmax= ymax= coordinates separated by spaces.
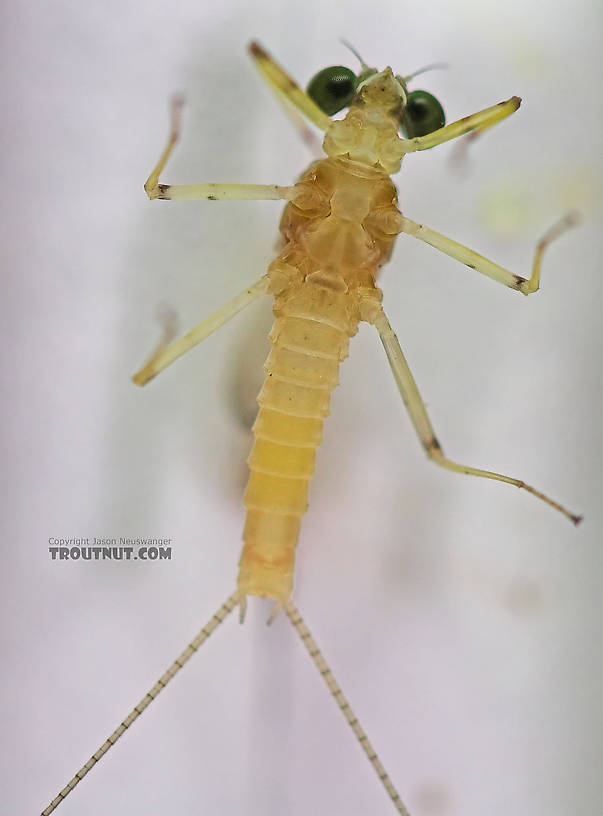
xmin=3 ymin=1 xmax=602 ymax=815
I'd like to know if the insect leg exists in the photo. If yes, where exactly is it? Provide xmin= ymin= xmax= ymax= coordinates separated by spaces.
xmin=144 ymin=95 xmax=294 ymax=201
xmin=258 ymin=77 xmax=324 ymax=158
xmin=248 ymin=41 xmax=332 ymax=132
xmin=150 ymin=182 xmax=295 ymax=202
xmin=367 ymin=305 xmax=582 ymax=525
xmin=249 ymin=43 xmax=324 ymax=159
xmin=401 ymin=96 xmax=521 ymax=153
xmin=40 ymin=592 xmax=239 ymax=816
xmin=247 ymin=41 xmax=323 ymax=157
xmin=284 ymin=600 xmax=412 ymax=816
xmin=133 ymin=275 xmax=270 ymax=385
xmin=399 ymin=212 xmax=579 ymax=294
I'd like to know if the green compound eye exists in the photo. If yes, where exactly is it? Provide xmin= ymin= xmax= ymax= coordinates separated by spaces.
xmin=401 ymin=90 xmax=445 ymax=138
xmin=307 ymin=66 xmax=357 ymax=116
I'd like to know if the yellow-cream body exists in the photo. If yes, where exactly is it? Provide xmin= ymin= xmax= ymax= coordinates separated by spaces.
xmin=238 ymin=70 xmax=407 ymax=604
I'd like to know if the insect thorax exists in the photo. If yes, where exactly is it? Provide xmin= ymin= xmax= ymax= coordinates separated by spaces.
xmin=275 ymin=157 xmax=403 ymax=290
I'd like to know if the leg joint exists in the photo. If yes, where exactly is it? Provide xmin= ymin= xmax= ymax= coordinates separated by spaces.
xmin=425 ymin=437 xmax=443 ymax=458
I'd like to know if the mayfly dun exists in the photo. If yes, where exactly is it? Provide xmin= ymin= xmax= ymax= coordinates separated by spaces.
xmin=41 ymin=41 xmax=582 ymax=815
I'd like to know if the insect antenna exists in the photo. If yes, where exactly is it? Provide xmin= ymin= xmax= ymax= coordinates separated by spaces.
xmin=284 ymin=599 xmax=411 ymax=815
xmin=339 ymin=38 xmax=371 ymax=72
xmin=401 ymin=62 xmax=449 ymax=83
xmin=40 ymin=592 xmax=239 ymax=815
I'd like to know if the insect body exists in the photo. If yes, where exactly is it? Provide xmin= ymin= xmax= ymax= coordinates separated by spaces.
xmin=240 ymin=158 xmax=401 ymax=606
xmin=42 ymin=41 xmax=581 ymax=816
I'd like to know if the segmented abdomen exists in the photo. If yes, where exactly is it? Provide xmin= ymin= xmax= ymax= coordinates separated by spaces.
xmin=237 ymin=156 xmax=399 ymax=604
xmin=238 ymin=277 xmax=358 ymax=604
